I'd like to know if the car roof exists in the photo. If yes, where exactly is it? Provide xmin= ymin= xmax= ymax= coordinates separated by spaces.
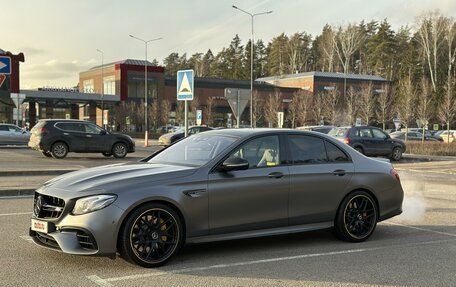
xmin=202 ymin=128 xmax=324 ymax=138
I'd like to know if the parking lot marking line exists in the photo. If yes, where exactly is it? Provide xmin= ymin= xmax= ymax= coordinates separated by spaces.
xmin=0 ymin=212 xmax=31 ymax=217
xmin=87 ymin=238 xmax=456 ymax=286
xmin=386 ymin=222 xmax=456 ymax=237
xmin=19 ymin=235 xmax=33 ymax=243
xmin=86 ymin=275 xmax=114 ymax=287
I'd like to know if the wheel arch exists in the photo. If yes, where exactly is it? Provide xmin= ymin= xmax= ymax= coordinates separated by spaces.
xmin=335 ymin=188 xmax=380 ymax=223
xmin=116 ymin=199 xmax=187 ymax=251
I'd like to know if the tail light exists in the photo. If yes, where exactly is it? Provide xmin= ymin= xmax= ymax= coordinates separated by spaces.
xmin=34 ymin=128 xmax=48 ymax=135
xmin=390 ymin=168 xmax=400 ymax=182
xmin=344 ymin=137 xmax=350 ymax=145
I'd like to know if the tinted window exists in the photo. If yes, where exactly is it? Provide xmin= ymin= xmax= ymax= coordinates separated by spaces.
xmin=288 ymin=135 xmax=327 ymax=164
xmin=230 ymin=136 xmax=280 ymax=168
xmin=325 ymin=141 xmax=350 ymax=162
xmin=84 ymin=124 xmax=103 ymax=134
xmin=357 ymin=128 xmax=373 ymax=138
xmin=0 ymin=125 xmax=8 ymax=131
xmin=372 ymin=129 xmax=387 ymax=139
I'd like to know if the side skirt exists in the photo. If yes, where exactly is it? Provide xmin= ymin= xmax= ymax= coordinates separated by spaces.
xmin=186 ymin=221 xmax=334 ymax=244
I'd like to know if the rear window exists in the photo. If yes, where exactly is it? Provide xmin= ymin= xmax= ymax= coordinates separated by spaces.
xmin=328 ymin=128 xmax=349 ymax=138
xmin=30 ymin=121 xmax=47 ymax=132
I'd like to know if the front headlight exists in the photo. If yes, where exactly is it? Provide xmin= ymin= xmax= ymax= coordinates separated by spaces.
xmin=72 ymin=195 xmax=117 ymax=215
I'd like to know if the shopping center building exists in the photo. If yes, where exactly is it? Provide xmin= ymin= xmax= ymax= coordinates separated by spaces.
xmin=1 ymin=47 xmax=390 ymax=129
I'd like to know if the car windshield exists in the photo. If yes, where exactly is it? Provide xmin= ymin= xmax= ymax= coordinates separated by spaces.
xmin=174 ymin=127 xmax=185 ymax=133
xmin=148 ymin=133 xmax=238 ymax=167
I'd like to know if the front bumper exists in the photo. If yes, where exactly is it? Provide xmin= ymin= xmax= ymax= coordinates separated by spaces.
xmin=30 ymin=201 xmax=125 ymax=256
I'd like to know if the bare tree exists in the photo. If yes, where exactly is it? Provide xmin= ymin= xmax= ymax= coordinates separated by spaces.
xmin=333 ymin=24 xmax=364 ymax=75
xmin=191 ymin=96 xmax=201 ymax=124
xmin=397 ymin=76 xmax=416 ymax=142
xmin=319 ymin=26 xmax=337 ymax=72
xmin=357 ymin=83 xmax=375 ymax=125
xmin=323 ymin=88 xmax=339 ymax=125
xmin=439 ymin=78 xmax=456 ymax=143
xmin=416 ymin=12 xmax=447 ymax=91
xmin=288 ymin=91 xmax=302 ymax=128
xmin=312 ymin=92 xmax=325 ymax=125
xmin=444 ymin=18 xmax=456 ymax=87
xmin=297 ymin=90 xmax=310 ymax=127
xmin=175 ymin=101 xmax=185 ymax=126
xmin=149 ymin=100 xmax=159 ymax=132
xmin=264 ymin=91 xmax=282 ymax=127
xmin=376 ymin=84 xmax=393 ymax=130
xmin=345 ymin=86 xmax=358 ymax=126
xmin=204 ymin=96 xmax=214 ymax=127
xmin=416 ymin=78 xmax=433 ymax=142
xmin=252 ymin=90 xmax=264 ymax=127
xmin=160 ymin=99 xmax=171 ymax=127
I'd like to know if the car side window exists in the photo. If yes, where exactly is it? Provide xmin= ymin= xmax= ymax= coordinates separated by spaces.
xmin=288 ymin=135 xmax=327 ymax=164
xmin=84 ymin=124 xmax=103 ymax=134
xmin=229 ymin=136 xmax=280 ymax=169
xmin=0 ymin=125 xmax=7 ymax=131
xmin=358 ymin=128 xmax=373 ymax=138
xmin=372 ymin=129 xmax=387 ymax=139
xmin=325 ymin=141 xmax=350 ymax=162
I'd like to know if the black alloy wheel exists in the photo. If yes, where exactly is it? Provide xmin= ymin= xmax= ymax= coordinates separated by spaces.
xmin=119 ymin=203 xmax=183 ymax=268
xmin=334 ymin=191 xmax=378 ymax=242
xmin=391 ymin=147 xmax=402 ymax=161
xmin=51 ymin=142 xmax=68 ymax=159
xmin=112 ymin=142 xmax=127 ymax=158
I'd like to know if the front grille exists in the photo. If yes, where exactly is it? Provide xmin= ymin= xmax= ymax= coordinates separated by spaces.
xmin=34 ymin=192 xmax=65 ymax=219
xmin=35 ymin=232 xmax=60 ymax=250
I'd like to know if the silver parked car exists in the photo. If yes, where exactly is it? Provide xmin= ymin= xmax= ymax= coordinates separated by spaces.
xmin=0 ymin=123 xmax=30 ymax=145
xmin=30 ymin=129 xmax=403 ymax=267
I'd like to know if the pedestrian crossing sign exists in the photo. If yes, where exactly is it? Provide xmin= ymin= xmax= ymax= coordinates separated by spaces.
xmin=177 ymin=70 xmax=194 ymax=101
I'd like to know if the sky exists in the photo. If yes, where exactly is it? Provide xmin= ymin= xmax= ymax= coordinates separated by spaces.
xmin=2 ymin=0 xmax=456 ymax=89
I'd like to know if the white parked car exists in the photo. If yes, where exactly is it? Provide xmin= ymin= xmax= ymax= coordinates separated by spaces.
xmin=0 ymin=124 xmax=30 ymax=145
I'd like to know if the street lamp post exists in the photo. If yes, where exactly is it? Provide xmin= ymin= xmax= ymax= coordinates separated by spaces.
xmin=96 ymin=49 xmax=104 ymax=129
xmin=232 ymin=5 xmax=272 ymax=128
xmin=129 ymin=35 xmax=163 ymax=147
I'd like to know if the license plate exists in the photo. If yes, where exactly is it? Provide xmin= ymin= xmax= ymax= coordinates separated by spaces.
xmin=31 ymin=219 xmax=48 ymax=233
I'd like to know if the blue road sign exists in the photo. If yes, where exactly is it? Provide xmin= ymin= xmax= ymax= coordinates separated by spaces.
xmin=177 ymin=70 xmax=194 ymax=101
xmin=0 ymin=56 xmax=11 ymax=75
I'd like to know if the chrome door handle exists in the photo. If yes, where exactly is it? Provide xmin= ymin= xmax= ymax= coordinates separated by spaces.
xmin=268 ymin=172 xmax=284 ymax=179
xmin=333 ymin=169 xmax=346 ymax=176
xmin=86 ymin=135 xmax=92 ymax=138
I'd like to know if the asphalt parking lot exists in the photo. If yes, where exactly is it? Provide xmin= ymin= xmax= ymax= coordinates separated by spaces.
xmin=0 ymin=146 xmax=455 ymax=287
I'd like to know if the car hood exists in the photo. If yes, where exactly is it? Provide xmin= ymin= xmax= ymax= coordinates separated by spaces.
xmin=40 ymin=162 xmax=197 ymax=193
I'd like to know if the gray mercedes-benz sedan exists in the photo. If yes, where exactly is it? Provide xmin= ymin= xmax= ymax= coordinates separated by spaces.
xmin=29 ymin=129 xmax=403 ymax=267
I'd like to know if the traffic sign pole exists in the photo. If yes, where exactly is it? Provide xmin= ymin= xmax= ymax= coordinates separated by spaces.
xmin=184 ymin=100 xmax=188 ymax=137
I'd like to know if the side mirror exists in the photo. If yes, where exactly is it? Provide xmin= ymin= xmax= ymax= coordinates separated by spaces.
xmin=219 ymin=157 xmax=249 ymax=172
xmin=100 ymin=130 xmax=107 ymax=135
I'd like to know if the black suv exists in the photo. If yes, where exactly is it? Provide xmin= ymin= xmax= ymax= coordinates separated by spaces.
xmin=328 ymin=126 xmax=406 ymax=161
xmin=28 ymin=119 xmax=135 ymax=159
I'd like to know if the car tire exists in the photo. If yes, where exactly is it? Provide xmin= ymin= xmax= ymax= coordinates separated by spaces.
xmin=41 ymin=151 xmax=52 ymax=158
xmin=391 ymin=147 xmax=402 ymax=161
xmin=112 ymin=142 xmax=127 ymax=158
xmin=50 ymin=142 xmax=68 ymax=159
xmin=334 ymin=191 xmax=378 ymax=242
xmin=102 ymin=152 xmax=112 ymax=157
xmin=119 ymin=203 xmax=183 ymax=268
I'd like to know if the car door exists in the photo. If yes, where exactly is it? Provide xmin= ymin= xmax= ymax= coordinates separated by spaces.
xmin=0 ymin=125 xmax=11 ymax=144
xmin=287 ymin=134 xmax=354 ymax=225
xmin=56 ymin=122 xmax=87 ymax=152
xmin=356 ymin=128 xmax=375 ymax=155
xmin=371 ymin=128 xmax=393 ymax=156
xmin=82 ymin=123 xmax=107 ymax=152
xmin=208 ymin=135 xmax=289 ymax=235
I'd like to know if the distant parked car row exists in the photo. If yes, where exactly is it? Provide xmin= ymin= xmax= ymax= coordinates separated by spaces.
xmin=158 ymin=126 xmax=213 ymax=146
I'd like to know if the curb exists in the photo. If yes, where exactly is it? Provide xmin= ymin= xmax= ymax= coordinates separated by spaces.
xmin=0 ymin=170 xmax=76 ymax=177
xmin=0 ymin=189 xmax=35 ymax=197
